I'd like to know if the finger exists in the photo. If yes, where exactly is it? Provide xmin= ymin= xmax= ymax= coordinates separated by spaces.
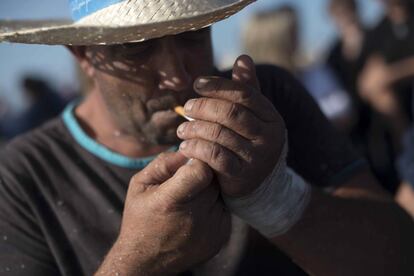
xmin=232 ymin=55 xmax=282 ymax=124
xmin=193 ymin=77 xmax=278 ymax=122
xmin=183 ymin=97 xmax=263 ymax=140
xmin=190 ymin=184 xmax=221 ymax=211
xmin=132 ymin=152 xmax=188 ymax=187
xmin=160 ymin=159 xmax=213 ymax=203
xmin=232 ymin=54 xmax=261 ymax=91
xmin=179 ymin=139 xmax=243 ymax=177
xmin=177 ymin=120 xmax=253 ymax=162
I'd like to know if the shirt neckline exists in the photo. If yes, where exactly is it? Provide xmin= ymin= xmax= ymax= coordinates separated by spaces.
xmin=62 ymin=101 xmax=177 ymax=169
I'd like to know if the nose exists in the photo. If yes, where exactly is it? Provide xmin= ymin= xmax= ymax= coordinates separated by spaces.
xmin=156 ymin=37 xmax=192 ymax=91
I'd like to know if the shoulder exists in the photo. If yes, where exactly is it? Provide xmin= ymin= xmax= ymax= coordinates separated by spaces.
xmin=221 ymin=64 xmax=303 ymax=96
xmin=0 ymin=118 xmax=70 ymax=183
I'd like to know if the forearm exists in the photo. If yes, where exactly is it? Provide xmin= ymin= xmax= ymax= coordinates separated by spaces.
xmin=271 ymin=173 xmax=414 ymax=276
xmin=396 ymin=182 xmax=414 ymax=219
xmin=95 ymin=238 xmax=170 ymax=276
xmin=389 ymin=57 xmax=414 ymax=84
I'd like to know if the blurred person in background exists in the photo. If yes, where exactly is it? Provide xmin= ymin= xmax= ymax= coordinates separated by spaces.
xmin=327 ymin=0 xmax=370 ymax=140
xmin=20 ymin=76 xmax=67 ymax=130
xmin=360 ymin=0 xmax=414 ymax=142
xmin=0 ymin=76 xmax=67 ymax=139
xmin=327 ymin=0 xmax=403 ymax=195
xmin=242 ymin=6 xmax=299 ymax=74
xmin=243 ymin=5 xmax=353 ymax=130
xmin=357 ymin=0 xmax=414 ymax=194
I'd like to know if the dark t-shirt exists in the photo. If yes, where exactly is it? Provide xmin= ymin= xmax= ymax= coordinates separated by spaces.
xmin=365 ymin=16 xmax=414 ymax=121
xmin=365 ymin=17 xmax=414 ymax=65
xmin=0 ymin=66 xmax=365 ymax=275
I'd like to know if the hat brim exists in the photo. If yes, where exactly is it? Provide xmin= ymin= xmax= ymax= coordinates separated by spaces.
xmin=0 ymin=0 xmax=254 ymax=45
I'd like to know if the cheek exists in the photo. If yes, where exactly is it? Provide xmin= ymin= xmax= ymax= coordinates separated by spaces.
xmin=185 ymin=46 xmax=214 ymax=78
xmin=95 ymin=73 xmax=153 ymax=123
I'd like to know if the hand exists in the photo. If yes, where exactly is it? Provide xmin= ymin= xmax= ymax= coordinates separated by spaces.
xmin=359 ymin=55 xmax=391 ymax=97
xmin=177 ymin=55 xmax=286 ymax=197
xmin=358 ymin=56 xmax=400 ymax=114
xmin=96 ymin=152 xmax=231 ymax=275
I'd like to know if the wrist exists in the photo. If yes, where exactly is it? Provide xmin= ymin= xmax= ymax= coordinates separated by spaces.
xmin=96 ymin=237 xmax=168 ymax=276
xmin=223 ymin=136 xmax=312 ymax=238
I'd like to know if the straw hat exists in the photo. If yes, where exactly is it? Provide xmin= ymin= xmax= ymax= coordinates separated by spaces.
xmin=0 ymin=0 xmax=254 ymax=45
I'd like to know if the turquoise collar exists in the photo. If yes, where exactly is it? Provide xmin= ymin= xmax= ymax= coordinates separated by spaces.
xmin=62 ymin=101 xmax=177 ymax=169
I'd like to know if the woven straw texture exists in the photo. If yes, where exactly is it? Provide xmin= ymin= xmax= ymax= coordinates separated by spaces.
xmin=0 ymin=0 xmax=254 ymax=45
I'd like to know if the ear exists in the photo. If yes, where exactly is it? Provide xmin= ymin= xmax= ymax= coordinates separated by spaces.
xmin=66 ymin=46 xmax=95 ymax=78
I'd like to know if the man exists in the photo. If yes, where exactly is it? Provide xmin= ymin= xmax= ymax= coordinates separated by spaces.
xmin=0 ymin=0 xmax=413 ymax=275
xmin=326 ymin=0 xmax=404 ymax=203
xmin=356 ymin=0 xmax=414 ymax=214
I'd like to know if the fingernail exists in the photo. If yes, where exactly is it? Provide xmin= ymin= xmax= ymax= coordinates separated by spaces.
xmin=237 ymin=59 xmax=249 ymax=69
xmin=195 ymin=78 xmax=209 ymax=89
xmin=180 ymin=141 xmax=188 ymax=150
xmin=184 ymin=100 xmax=195 ymax=112
xmin=177 ymin=124 xmax=186 ymax=136
xmin=186 ymin=158 xmax=193 ymax=165
xmin=232 ymin=73 xmax=241 ymax=81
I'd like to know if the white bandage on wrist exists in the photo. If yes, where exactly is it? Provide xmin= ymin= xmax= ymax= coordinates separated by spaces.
xmin=223 ymin=136 xmax=311 ymax=238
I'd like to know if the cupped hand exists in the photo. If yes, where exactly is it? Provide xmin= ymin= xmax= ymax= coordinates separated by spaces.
xmin=177 ymin=55 xmax=286 ymax=197
xmin=97 ymin=152 xmax=231 ymax=275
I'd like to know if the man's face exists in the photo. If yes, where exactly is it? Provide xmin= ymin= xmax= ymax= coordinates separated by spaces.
xmin=329 ymin=5 xmax=357 ymax=30
xmin=83 ymin=27 xmax=214 ymax=145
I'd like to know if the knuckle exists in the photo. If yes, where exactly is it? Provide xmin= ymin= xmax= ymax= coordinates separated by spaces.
xmin=225 ymin=103 xmax=241 ymax=122
xmin=155 ymin=155 xmax=170 ymax=174
xmin=209 ymin=142 xmax=223 ymax=163
xmin=189 ymin=161 xmax=212 ymax=183
xmin=129 ymin=174 xmax=145 ymax=194
xmin=130 ymin=173 xmax=140 ymax=184
xmin=157 ymin=152 xmax=168 ymax=161
xmin=210 ymin=124 xmax=224 ymax=140
xmin=209 ymin=144 xmax=238 ymax=173
xmin=158 ymin=160 xmax=173 ymax=177
xmin=195 ymin=98 xmax=208 ymax=112
xmin=239 ymin=147 xmax=254 ymax=163
xmin=237 ymin=86 xmax=253 ymax=102
xmin=157 ymin=193 xmax=177 ymax=212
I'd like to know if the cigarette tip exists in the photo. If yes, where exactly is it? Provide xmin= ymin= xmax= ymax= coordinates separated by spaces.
xmin=174 ymin=106 xmax=194 ymax=121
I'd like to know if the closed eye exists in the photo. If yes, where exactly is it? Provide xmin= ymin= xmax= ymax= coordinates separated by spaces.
xmin=116 ymin=41 xmax=154 ymax=58
xmin=178 ymin=28 xmax=210 ymax=43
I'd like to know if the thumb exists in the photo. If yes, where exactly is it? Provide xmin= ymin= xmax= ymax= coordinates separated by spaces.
xmin=232 ymin=55 xmax=261 ymax=91
xmin=160 ymin=159 xmax=213 ymax=203
xmin=134 ymin=152 xmax=188 ymax=186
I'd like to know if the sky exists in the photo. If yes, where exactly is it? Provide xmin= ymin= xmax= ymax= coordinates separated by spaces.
xmin=0 ymin=0 xmax=383 ymax=110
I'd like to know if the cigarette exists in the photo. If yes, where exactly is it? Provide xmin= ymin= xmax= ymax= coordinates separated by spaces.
xmin=174 ymin=106 xmax=194 ymax=121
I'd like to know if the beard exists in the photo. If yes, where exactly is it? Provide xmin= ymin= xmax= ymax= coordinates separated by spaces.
xmin=96 ymin=77 xmax=191 ymax=146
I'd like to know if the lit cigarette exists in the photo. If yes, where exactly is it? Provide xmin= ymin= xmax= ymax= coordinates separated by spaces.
xmin=174 ymin=106 xmax=194 ymax=121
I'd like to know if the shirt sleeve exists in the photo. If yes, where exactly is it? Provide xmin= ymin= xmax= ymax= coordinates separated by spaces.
xmin=0 ymin=172 xmax=59 ymax=275
xmin=255 ymin=65 xmax=367 ymax=188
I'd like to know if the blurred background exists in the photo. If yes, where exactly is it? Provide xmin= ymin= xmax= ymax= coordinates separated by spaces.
xmin=2 ymin=0 xmax=414 ymax=205
xmin=0 ymin=0 xmax=383 ymax=112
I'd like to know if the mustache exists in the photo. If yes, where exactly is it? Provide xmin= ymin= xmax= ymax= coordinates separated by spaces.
xmin=146 ymin=91 xmax=197 ymax=114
